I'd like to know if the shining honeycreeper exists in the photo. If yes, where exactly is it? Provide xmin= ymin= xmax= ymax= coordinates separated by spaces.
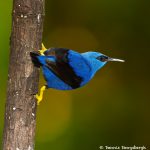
xmin=30 ymin=44 xmax=124 ymax=104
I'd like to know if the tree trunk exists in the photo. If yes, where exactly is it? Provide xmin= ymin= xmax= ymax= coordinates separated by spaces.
xmin=2 ymin=0 xmax=45 ymax=149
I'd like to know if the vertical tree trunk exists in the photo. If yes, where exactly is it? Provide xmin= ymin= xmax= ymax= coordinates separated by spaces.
xmin=2 ymin=0 xmax=45 ymax=149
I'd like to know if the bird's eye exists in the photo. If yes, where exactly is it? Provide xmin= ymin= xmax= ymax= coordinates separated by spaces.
xmin=96 ymin=55 xmax=108 ymax=62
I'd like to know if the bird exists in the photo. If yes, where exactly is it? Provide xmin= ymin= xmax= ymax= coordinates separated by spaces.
xmin=30 ymin=44 xmax=124 ymax=104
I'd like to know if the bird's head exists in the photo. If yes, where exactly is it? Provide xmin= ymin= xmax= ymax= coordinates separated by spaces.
xmin=82 ymin=51 xmax=125 ymax=75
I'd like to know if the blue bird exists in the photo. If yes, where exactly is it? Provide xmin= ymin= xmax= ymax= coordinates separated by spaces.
xmin=30 ymin=44 xmax=124 ymax=104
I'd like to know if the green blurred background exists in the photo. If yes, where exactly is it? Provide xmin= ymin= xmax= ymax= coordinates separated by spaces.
xmin=0 ymin=0 xmax=150 ymax=149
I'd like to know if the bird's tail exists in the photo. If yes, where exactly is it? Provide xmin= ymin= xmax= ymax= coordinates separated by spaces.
xmin=30 ymin=51 xmax=42 ymax=67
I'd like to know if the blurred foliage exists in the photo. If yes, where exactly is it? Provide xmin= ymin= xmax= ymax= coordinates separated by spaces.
xmin=0 ymin=0 xmax=150 ymax=149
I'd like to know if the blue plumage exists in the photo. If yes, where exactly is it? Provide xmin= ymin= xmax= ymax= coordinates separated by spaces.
xmin=31 ymin=48 xmax=124 ymax=90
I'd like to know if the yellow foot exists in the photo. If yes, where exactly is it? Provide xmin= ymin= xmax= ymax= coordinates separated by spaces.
xmin=38 ymin=43 xmax=47 ymax=55
xmin=35 ymin=85 xmax=46 ymax=105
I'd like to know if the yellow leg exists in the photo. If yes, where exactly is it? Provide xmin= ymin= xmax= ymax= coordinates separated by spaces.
xmin=35 ymin=85 xmax=46 ymax=105
xmin=38 ymin=43 xmax=47 ymax=55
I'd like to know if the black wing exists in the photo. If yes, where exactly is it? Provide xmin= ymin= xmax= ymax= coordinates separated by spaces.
xmin=30 ymin=51 xmax=41 ymax=67
xmin=45 ymin=48 xmax=82 ymax=89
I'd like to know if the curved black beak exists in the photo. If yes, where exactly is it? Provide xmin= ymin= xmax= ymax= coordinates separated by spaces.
xmin=107 ymin=57 xmax=125 ymax=62
xmin=97 ymin=55 xmax=125 ymax=62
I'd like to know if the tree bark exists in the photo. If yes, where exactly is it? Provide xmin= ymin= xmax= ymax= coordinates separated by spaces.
xmin=2 ymin=0 xmax=45 ymax=149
